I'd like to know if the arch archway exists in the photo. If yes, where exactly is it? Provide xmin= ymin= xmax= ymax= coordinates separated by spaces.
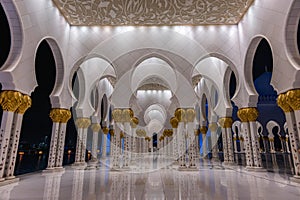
xmin=0 ymin=3 xmax=11 ymax=68
xmin=16 ymin=40 xmax=56 ymax=175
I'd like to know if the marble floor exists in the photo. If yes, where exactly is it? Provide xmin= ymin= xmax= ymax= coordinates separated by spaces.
xmin=0 ymin=163 xmax=300 ymax=200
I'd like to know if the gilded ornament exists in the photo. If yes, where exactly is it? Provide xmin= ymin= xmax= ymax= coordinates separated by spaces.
xmin=208 ymin=123 xmax=218 ymax=132
xmin=170 ymin=117 xmax=179 ymax=128
xmin=218 ymin=117 xmax=233 ymax=128
xmin=174 ymin=108 xmax=186 ymax=122
xmin=50 ymin=109 xmax=63 ymax=123
xmin=75 ymin=118 xmax=91 ymax=128
xmin=237 ymin=109 xmax=248 ymax=122
xmin=91 ymin=123 xmax=101 ymax=132
xmin=194 ymin=129 xmax=200 ymax=136
xmin=0 ymin=90 xmax=23 ymax=112
xmin=286 ymin=89 xmax=300 ymax=111
xmin=122 ymin=108 xmax=134 ymax=122
xmin=112 ymin=109 xmax=123 ymax=122
xmin=130 ymin=117 xmax=139 ymax=128
xmin=199 ymin=126 xmax=208 ymax=134
xmin=186 ymin=108 xmax=195 ymax=122
xmin=277 ymin=93 xmax=293 ymax=113
xmin=102 ymin=126 xmax=109 ymax=134
xmin=120 ymin=131 xmax=125 ymax=139
xmin=109 ymin=129 xmax=114 ymax=136
xmin=16 ymin=94 xmax=32 ymax=114
xmin=237 ymin=108 xmax=258 ymax=122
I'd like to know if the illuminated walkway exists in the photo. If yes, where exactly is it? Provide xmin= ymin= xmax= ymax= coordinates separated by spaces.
xmin=0 ymin=163 xmax=299 ymax=200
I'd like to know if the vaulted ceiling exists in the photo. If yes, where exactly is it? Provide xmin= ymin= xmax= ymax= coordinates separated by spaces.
xmin=53 ymin=0 xmax=254 ymax=26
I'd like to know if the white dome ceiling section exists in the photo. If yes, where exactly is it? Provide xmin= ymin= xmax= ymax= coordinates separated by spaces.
xmin=131 ymin=57 xmax=177 ymax=93
xmin=144 ymin=104 xmax=167 ymax=135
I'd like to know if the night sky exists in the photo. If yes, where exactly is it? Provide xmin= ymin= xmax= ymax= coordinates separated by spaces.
xmin=0 ymin=3 xmax=300 ymax=146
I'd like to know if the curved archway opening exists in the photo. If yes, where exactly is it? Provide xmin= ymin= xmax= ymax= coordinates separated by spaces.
xmin=0 ymin=3 xmax=11 ymax=68
xmin=16 ymin=40 xmax=56 ymax=175
xmin=298 ymin=19 xmax=300 ymax=54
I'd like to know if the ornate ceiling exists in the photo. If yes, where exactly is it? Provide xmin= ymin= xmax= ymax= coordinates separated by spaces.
xmin=52 ymin=0 xmax=254 ymax=26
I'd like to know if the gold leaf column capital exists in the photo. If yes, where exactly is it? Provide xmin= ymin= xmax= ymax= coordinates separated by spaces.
xmin=208 ymin=122 xmax=218 ymax=132
xmin=247 ymin=108 xmax=259 ymax=122
xmin=16 ymin=94 xmax=32 ymax=114
xmin=122 ymin=108 xmax=134 ymax=123
xmin=277 ymin=93 xmax=293 ymax=113
xmin=130 ymin=117 xmax=139 ymax=128
xmin=218 ymin=117 xmax=233 ymax=128
xmin=0 ymin=90 xmax=23 ymax=112
xmin=112 ymin=109 xmax=123 ymax=122
xmin=175 ymin=108 xmax=186 ymax=122
xmin=170 ymin=116 xmax=179 ymax=128
xmin=50 ymin=108 xmax=71 ymax=123
xmin=91 ymin=123 xmax=101 ymax=132
xmin=186 ymin=108 xmax=195 ymax=122
xmin=75 ymin=118 xmax=91 ymax=128
xmin=200 ymin=126 xmax=208 ymax=134
xmin=286 ymin=89 xmax=300 ymax=111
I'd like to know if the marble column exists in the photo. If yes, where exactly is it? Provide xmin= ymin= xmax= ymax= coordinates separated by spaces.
xmin=237 ymin=108 xmax=262 ymax=169
xmin=175 ymin=108 xmax=187 ymax=169
xmin=186 ymin=108 xmax=195 ymax=168
xmin=278 ymin=92 xmax=300 ymax=177
xmin=218 ymin=117 xmax=234 ymax=165
xmin=0 ymin=91 xmax=22 ymax=181
xmin=74 ymin=118 xmax=91 ymax=167
xmin=209 ymin=122 xmax=219 ymax=162
xmin=200 ymin=126 xmax=208 ymax=159
xmin=101 ymin=126 xmax=109 ymax=159
xmin=4 ymin=94 xmax=31 ymax=180
xmin=170 ymin=117 xmax=179 ymax=162
xmin=88 ymin=123 xmax=101 ymax=168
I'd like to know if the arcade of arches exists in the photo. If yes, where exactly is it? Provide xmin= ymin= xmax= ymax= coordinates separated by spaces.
xmin=0 ymin=0 xmax=300 ymax=199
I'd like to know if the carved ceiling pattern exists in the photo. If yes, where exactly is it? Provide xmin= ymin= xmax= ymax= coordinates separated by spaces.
xmin=52 ymin=0 xmax=254 ymax=26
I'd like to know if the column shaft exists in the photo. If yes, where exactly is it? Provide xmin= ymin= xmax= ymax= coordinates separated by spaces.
xmin=55 ymin=123 xmax=67 ymax=167
xmin=47 ymin=122 xmax=60 ymax=169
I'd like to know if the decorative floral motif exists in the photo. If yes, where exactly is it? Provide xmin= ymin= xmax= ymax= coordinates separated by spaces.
xmin=53 ymin=0 xmax=254 ymax=26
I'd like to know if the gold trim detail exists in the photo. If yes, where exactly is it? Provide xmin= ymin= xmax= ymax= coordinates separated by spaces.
xmin=130 ymin=117 xmax=139 ymax=128
xmin=49 ymin=108 xmax=72 ymax=123
xmin=218 ymin=117 xmax=233 ymax=128
xmin=0 ymin=90 xmax=23 ymax=112
xmin=75 ymin=118 xmax=91 ymax=128
xmin=91 ymin=123 xmax=101 ymax=132
xmin=208 ymin=123 xmax=218 ymax=132
xmin=16 ymin=94 xmax=32 ymax=114
xmin=186 ymin=108 xmax=195 ymax=122
xmin=237 ymin=108 xmax=258 ymax=122
xmin=170 ymin=117 xmax=179 ymax=129
xmin=199 ymin=126 xmax=208 ymax=134
xmin=277 ymin=93 xmax=293 ymax=113
xmin=175 ymin=108 xmax=186 ymax=122
xmin=286 ymin=89 xmax=300 ymax=111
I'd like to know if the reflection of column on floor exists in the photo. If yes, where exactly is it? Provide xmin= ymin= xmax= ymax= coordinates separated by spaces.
xmin=1 ymin=92 xmax=32 ymax=181
xmin=88 ymin=170 xmax=97 ymax=199
xmin=43 ymin=171 xmax=64 ymax=200
xmin=0 ymin=182 xmax=18 ymax=200
xmin=71 ymin=170 xmax=85 ymax=200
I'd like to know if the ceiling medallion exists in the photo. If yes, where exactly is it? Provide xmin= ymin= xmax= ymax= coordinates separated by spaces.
xmin=53 ymin=0 xmax=254 ymax=26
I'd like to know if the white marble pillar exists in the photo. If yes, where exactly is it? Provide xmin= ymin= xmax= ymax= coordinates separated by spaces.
xmin=278 ymin=95 xmax=300 ymax=176
xmin=55 ymin=122 xmax=67 ymax=168
xmin=178 ymin=122 xmax=186 ymax=168
xmin=220 ymin=127 xmax=229 ymax=163
xmin=74 ymin=127 xmax=83 ymax=163
xmin=4 ymin=113 xmax=24 ymax=179
xmin=209 ymin=123 xmax=219 ymax=162
xmin=226 ymin=127 xmax=235 ymax=164
xmin=1 ymin=93 xmax=31 ymax=181
xmin=186 ymin=109 xmax=195 ymax=168
xmin=102 ymin=133 xmax=107 ymax=158
xmin=218 ymin=117 xmax=234 ymax=165
xmin=47 ymin=122 xmax=60 ymax=169
xmin=249 ymin=121 xmax=262 ymax=168
xmin=80 ymin=124 xmax=89 ymax=163
xmin=241 ymin=121 xmax=253 ymax=167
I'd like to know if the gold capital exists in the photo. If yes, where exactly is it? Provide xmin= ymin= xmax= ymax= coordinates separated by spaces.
xmin=16 ymin=94 xmax=32 ymax=114
xmin=186 ymin=108 xmax=195 ymax=122
xmin=75 ymin=118 xmax=91 ymax=128
xmin=122 ymin=108 xmax=134 ymax=122
xmin=208 ymin=122 xmax=218 ymax=132
xmin=170 ymin=117 xmax=178 ymax=129
xmin=130 ymin=117 xmax=139 ymax=128
xmin=50 ymin=108 xmax=71 ymax=123
xmin=175 ymin=108 xmax=186 ymax=122
xmin=277 ymin=93 xmax=293 ymax=113
xmin=200 ymin=126 xmax=208 ymax=134
xmin=112 ymin=109 xmax=123 ymax=122
xmin=109 ymin=128 xmax=114 ymax=136
xmin=102 ymin=126 xmax=109 ymax=134
xmin=0 ymin=90 xmax=23 ymax=112
xmin=237 ymin=108 xmax=258 ymax=122
xmin=286 ymin=89 xmax=300 ymax=111
xmin=91 ymin=123 xmax=101 ymax=132
xmin=218 ymin=117 xmax=233 ymax=128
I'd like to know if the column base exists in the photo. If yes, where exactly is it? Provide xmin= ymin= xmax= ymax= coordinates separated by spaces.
xmin=290 ymin=175 xmax=300 ymax=183
xmin=178 ymin=166 xmax=198 ymax=171
xmin=43 ymin=167 xmax=65 ymax=173
xmin=245 ymin=166 xmax=266 ymax=172
xmin=71 ymin=162 xmax=87 ymax=170
xmin=0 ymin=177 xmax=19 ymax=187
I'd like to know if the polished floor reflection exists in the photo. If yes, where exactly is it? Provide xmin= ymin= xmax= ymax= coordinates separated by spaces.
xmin=0 ymin=163 xmax=300 ymax=200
